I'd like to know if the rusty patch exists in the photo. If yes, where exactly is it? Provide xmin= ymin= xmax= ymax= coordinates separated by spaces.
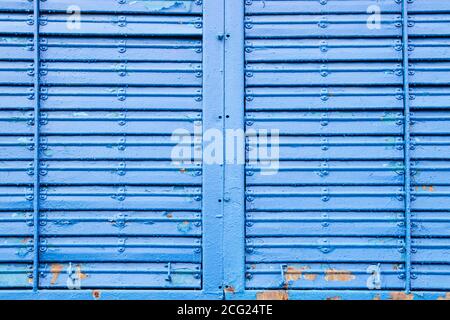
xmin=284 ymin=266 xmax=317 ymax=283
xmin=166 ymin=213 xmax=173 ymax=218
xmin=437 ymin=293 xmax=450 ymax=300
xmin=326 ymin=296 xmax=342 ymax=300
xmin=224 ymin=286 xmax=235 ymax=294
xmin=373 ymin=294 xmax=381 ymax=300
xmin=92 ymin=290 xmax=101 ymax=300
xmin=256 ymin=290 xmax=289 ymax=300
xmin=50 ymin=263 xmax=64 ymax=285
xmin=389 ymin=292 xmax=414 ymax=300
xmin=324 ymin=268 xmax=356 ymax=282
xmin=76 ymin=265 xmax=88 ymax=280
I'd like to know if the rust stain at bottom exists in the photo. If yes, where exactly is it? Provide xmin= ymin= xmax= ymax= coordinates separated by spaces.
xmin=50 ymin=263 xmax=64 ymax=285
xmin=437 ymin=293 xmax=450 ymax=300
xmin=389 ymin=292 xmax=414 ymax=300
xmin=373 ymin=294 xmax=381 ymax=300
xmin=256 ymin=290 xmax=289 ymax=300
xmin=326 ymin=296 xmax=342 ymax=300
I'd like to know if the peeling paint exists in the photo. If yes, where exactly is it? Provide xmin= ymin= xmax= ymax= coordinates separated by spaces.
xmin=76 ymin=265 xmax=88 ymax=280
xmin=324 ymin=268 xmax=356 ymax=282
xmin=284 ymin=266 xmax=317 ymax=283
xmin=50 ymin=263 xmax=64 ymax=285
xmin=256 ymin=290 xmax=289 ymax=300
xmin=92 ymin=290 xmax=101 ymax=300
xmin=389 ymin=292 xmax=414 ymax=300
xmin=224 ymin=286 xmax=235 ymax=294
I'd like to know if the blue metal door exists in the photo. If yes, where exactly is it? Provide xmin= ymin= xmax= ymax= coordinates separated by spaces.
xmin=0 ymin=0 xmax=450 ymax=300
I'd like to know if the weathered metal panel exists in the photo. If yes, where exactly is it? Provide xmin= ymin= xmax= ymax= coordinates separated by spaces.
xmin=0 ymin=0 xmax=205 ymax=294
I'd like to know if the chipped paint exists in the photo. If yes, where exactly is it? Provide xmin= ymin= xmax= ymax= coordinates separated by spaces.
xmin=50 ymin=264 xmax=64 ymax=285
xmin=389 ymin=292 xmax=414 ymax=300
xmin=256 ymin=290 xmax=289 ymax=300
xmin=284 ymin=266 xmax=317 ymax=283
xmin=437 ymin=293 xmax=450 ymax=300
xmin=177 ymin=221 xmax=192 ymax=233
xmin=324 ymin=268 xmax=356 ymax=282
xmin=224 ymin=286 xmax=235 ymax=294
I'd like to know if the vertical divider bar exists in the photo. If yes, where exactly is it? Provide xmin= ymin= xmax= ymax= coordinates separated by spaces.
xmin=223 ymin=0 xmax=245 ymax=294
xmin=202 ymin=0 xmax=225 ymax=296
xmin=32 ymin=0 xmax=42 ymax=292
xmin=401 ymin=0 xmax=412 ymax=293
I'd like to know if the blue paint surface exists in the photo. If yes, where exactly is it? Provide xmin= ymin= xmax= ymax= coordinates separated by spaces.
xmin=0 ymin=0 xmax=449 ymax=300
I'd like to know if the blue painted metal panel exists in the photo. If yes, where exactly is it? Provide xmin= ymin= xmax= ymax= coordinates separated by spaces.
xmin=0 ymin=0 xmax=449 ymax=300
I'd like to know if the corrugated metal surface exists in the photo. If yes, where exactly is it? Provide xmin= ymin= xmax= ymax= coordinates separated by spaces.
xmin=0 ymin=0 xmax=203 ymax=291
xmin=243 ymin=0 xmax=450 ymax=294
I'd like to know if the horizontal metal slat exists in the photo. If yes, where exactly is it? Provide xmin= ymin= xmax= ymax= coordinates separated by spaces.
xmin=0 ymin=211 xmax=202 ymax=237
xmin=247 ymin=161 xmax=404 ymax=186
xmin=412 ymin=212 xmax=450 ymax=238
xmin=0 ymin=264 xmax=32 ymax=289
xmin=246 ymin=237 xmax=404 ymax=263
xmin=246 ymin=186 xmax=405 ymax=211
xmin=411 ymin=264 xmax=450 ymax=291
xmin=38 ymin=262 xmax=201 ymax=290
xmin=248 ymin=136 xmax=404 ymax=160
xmin=411 ymin=186 xmax=450 ymax=210
xmin=246 ymin=39 xmax=450 ymax=63
xmin=247 ymin=111 xmax=404 ymax=135
xmin=246 ymin=263 xmax=404 ymax=290
xmin=246 ymin=62 xmax=403 ymax=86
xmin=246 ymin=87 xmax=404 ymax=111
xmin=0 ymin=135 xmax=199 ymax=161
xmin=0 ymin=110 xmax=202 ymax=135
xmin=0 ymin=237 xmax=202 ymax=263
xmin=0 ymin=13 xmax=202 ymax=36
xmin=0 ymin=0 xmax=202 ymax=14
xmin=246 ymin=87 xmax=450 ymax=111
xmin=244 ymin=14 xmax=450 ymax=38
xmin=0 ymin=86 xmax=202 ymax=111
xmin=246 ymin=211 xmax=404 ymax=237
xmin=411 ymin=161 xmax=450 ymax=186
xmin=412 ymin=239 xmax=450 ymax=264
xmin=0 ymin=186 xmax=202 ymax=211
xmin=0 ymin=37 xmax=202 ymax=62
xmin=0 ymin=61 xmax=203 ymax=87
xmin=246 ymin=62 xmax=450 ymax=87
xmin=245 ymin=0 xmax=450 ymax=15
xmin=0 ymin=160 xmax=202 ymax=185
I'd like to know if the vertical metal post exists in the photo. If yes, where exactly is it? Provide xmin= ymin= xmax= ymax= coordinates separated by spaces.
xmin=202 ymin=0 xmax=225 ymax=296
xmin=223 ymin=0 xmax=245 ymax=294
xmin=401 ymin=0 xmax=412 ymax=293
xmin=32 ymin=0 xmax=41 ymax=292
